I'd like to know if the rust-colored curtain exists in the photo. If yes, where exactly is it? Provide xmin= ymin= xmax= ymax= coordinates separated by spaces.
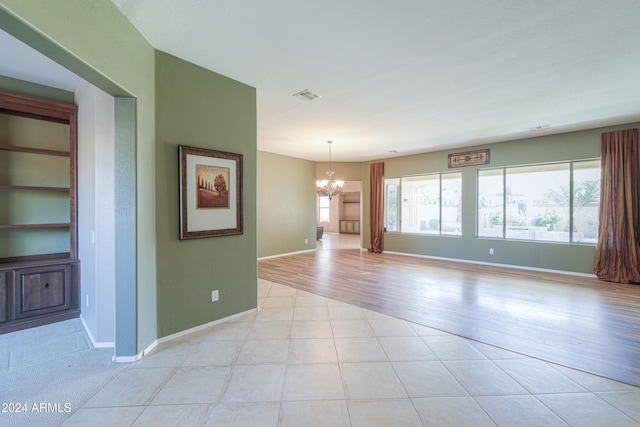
xmin=594 ymin=128 xmax=640 ymax=284
xmin=369 ymin=162 xmax=384 ymax=253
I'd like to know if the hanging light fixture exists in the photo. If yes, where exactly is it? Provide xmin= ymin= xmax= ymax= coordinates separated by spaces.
xmin=316 ymin=140 xmax=345 ymax=201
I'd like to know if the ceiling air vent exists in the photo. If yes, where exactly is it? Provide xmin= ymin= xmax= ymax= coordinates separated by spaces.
xmin=293 ymin=89 xmax=321 ymax=101
xmin=528 ymin=124 xmax=550 ymax=131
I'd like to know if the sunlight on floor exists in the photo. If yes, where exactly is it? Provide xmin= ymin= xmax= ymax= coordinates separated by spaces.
xmin=317 ymin=232 xmax=360 ymax=250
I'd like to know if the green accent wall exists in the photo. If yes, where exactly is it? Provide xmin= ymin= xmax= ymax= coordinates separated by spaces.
xmin=363 ymin=122 xmax=640 ymax=274
xmin=258 ymin=151 xmax=317 ymax=258
xmin=155 ymin=51 xmax=257 ymax=337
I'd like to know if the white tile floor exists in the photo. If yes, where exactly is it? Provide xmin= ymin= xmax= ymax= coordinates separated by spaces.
xmin=60 ymin=278 xmax=640 ymax=426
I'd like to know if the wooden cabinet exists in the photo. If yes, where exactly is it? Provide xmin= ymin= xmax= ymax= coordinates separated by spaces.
xmin=16 ymin=263 xmax=72 ymax=318
xmin=1 ymin=260 xmax=79 ymax=332
xmin=0 ymin=272 xmax=6 ymax=324
xmin=0 ymin=90 xmax=80 ymax=334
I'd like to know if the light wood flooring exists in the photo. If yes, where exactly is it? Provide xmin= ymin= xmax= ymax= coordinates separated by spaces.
xmin=258 ymin=248 xmax=640 ymax=387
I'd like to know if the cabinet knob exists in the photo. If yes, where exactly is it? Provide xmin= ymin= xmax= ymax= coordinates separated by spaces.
xmin=44 ymin=283 xmax=49 ymax=288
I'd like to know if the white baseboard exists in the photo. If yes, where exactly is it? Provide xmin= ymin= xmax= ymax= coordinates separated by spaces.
xmin=112 ymin=308 xmax=258 ymax=363
xmin=113 ymin=355 xmax=137 ymax=363
xmin=156 ymin=307 xmax=259 ymax=346
xmin=80 ymin=315 xmax=115 ymax=348
xmin=110 ymin=308 xmax=258 ymax=363
xmin=111 ymin=342 xmax=154 ymax=363
xmin=140 ymin=339 xmax=158 ymax=358
xmin=258 ymin=248 xmax=316 ymax=261
xmin=384 ymin=250 xmax=597 ymax=278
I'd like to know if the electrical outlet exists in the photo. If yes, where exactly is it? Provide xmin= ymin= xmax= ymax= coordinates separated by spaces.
xmin=211 ymin=290 xmax=219 ymax=302
xmin=305 ymin=238 xmax=308 ymax=244
xmin=489 ymin=248 xmax=494 ymax=255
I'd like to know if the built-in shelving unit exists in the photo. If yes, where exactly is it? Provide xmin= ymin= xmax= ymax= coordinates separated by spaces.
xmin=0 ymin=89 xmax=80 ymax=334
xmin=339 ymin=192 xmax=361 ymax=234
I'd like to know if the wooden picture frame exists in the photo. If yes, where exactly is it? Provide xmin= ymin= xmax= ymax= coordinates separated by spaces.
xmin=179 ymin=145 xmax=243 ymax=239
xmin=447 ymin=149 xmax=490 ymax=168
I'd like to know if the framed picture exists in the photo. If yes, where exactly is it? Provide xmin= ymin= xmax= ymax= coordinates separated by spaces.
xmin=179 ymin=145 xmax=243 ymax=239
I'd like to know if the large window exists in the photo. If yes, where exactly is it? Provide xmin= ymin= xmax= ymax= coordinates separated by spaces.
xmin=477 ymin=160 xmax=600 ymax=243
xmin=385 ymin=172 xmax=462 ymax=235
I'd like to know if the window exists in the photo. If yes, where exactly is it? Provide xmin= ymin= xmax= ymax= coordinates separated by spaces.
xmin=318 ymin=196 xmax=330 ymax=223
xmin=384 ymin=178 xmax=399 ymax=232
xmin=384 ymin=172 xmax=462 ymax=235
xmin=477 ymin=160 xmax=600 ymax=243
xmin=572 ymin=160 xmax=601 ymax=243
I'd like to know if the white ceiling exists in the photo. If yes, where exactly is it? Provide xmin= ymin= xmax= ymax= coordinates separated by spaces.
xmin=4 ymin=1 xmax=640 ymax=162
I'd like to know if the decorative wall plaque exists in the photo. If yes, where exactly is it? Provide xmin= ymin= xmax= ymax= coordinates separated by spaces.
xmin=447 ymin=149 xmax=490 ymax=168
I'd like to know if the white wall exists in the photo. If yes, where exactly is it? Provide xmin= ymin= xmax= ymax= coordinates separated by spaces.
xmin=76 ymin=80 xmax=116 ymax=346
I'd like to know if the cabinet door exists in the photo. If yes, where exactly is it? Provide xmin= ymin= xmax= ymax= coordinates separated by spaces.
xmin=354 ymin=221 xmax=360 ymax=234
xmin=15 ymin=265 xmax=71 ymax=319
xmin=340 ymin=221 xmax=347 ymax=233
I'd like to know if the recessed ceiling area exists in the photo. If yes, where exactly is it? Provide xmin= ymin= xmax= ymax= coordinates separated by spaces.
xmin=3 ymin=1 xmax=640 ymax=162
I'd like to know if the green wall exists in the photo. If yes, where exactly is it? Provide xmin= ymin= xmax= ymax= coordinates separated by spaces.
xmin=258 ymin=151 xmax=317 ymax=258
xmin=362 ymin=122 xmax=640 ymax=274
xmin=315 ymin=161 xmax=363 ymax=181
xmin=155 ymin=51 xmax=257 ymax=337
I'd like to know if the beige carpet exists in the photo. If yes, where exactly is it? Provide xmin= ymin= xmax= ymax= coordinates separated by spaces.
xmin=0 ymin=319 xmax=128 ymax=427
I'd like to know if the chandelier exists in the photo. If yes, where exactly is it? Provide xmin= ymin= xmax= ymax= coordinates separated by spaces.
xmin=316 ymin=141 xmax=344 ymax=201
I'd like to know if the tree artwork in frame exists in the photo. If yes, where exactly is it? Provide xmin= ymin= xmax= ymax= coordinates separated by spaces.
xmin=179 ymin=145 xmax=243 ymax=239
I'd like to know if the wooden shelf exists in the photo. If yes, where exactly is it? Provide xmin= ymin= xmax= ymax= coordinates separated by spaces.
xmin=0 ymin=223 xmax=70 ymax=230
xmin=0 ymin=143 xmax=70 ymax=157
xmin=0 ymin=253 xmax=72 ymax=267
xmin=0 ymin=184 xmax=69 ymax=192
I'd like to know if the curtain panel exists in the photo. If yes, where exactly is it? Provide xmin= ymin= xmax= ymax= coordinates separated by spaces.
xmin=594 ymin=128 xmax=640 ymax=284
xmin=369 ymin=162 xmax=384 ymax=253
